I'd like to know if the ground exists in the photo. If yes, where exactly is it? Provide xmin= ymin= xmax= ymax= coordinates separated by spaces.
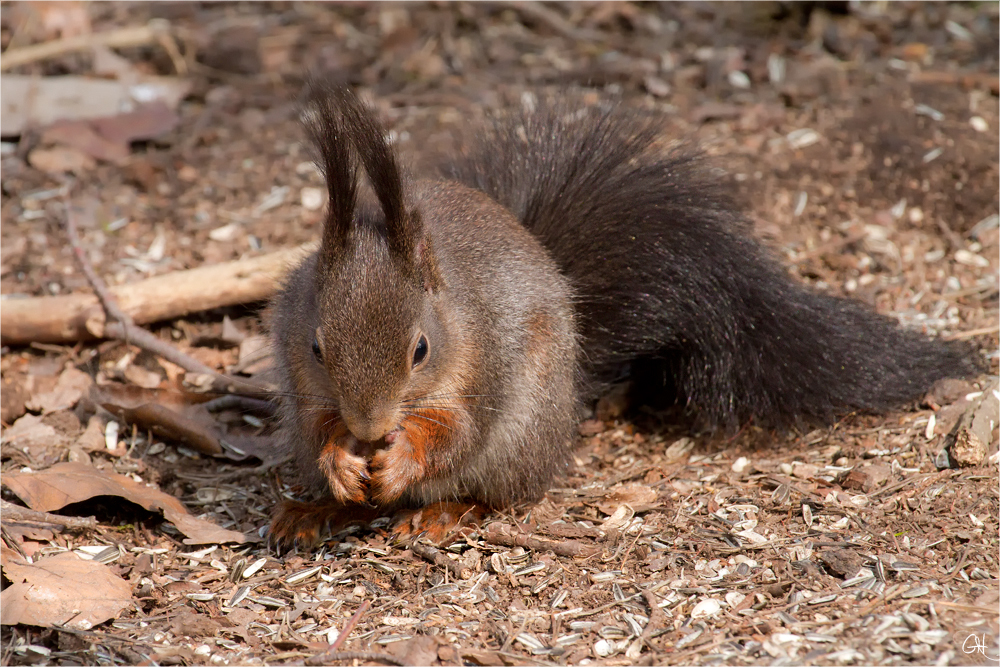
xmin=1 ymin=2 xmax=998 ymax=666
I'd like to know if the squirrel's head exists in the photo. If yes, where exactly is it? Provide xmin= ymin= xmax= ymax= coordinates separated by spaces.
xmin=301 ymin=85 xmax=449 ymax=445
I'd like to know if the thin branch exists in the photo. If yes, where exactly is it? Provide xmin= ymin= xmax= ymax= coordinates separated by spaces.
xmin=0 ymin=22 xmax=181 ymax=72
xmin=411 ymin=542 xmax=472 ymax=580
xmin=1 ymin=499 xmax=99 ymax=530
xmin=305 ymin=600 xmax=373 ymax=664
xmin=63 ymin=197 xmax=268 ymax=396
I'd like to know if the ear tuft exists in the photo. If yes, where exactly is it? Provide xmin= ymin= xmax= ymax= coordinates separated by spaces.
xmin=304 ymin=82 xmax=437 ymax=281
xmin=302 ymin=80 xmax=359 ymax=261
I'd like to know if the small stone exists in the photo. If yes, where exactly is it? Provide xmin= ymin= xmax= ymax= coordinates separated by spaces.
xmin=951 ymin=426 xmax=987 ymax=466
xmin=643 ymin=75 xmax=671 ymax=98
xmin=209 ymin=223 xmax=240 ymax=242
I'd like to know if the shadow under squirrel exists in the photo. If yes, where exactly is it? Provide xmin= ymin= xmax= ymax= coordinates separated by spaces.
xmin=268 ymin=85 xmax=981 ymax=549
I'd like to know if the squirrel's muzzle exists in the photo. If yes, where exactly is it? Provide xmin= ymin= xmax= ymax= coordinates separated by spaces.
xmin=340 ymin=409 xmax=399 ymax=452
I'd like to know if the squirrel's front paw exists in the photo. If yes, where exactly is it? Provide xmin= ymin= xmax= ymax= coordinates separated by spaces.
xmin=317 ymin=439 xmax=369 ymax=504
xmin=369 ymin=437 xmax=426 ymax=505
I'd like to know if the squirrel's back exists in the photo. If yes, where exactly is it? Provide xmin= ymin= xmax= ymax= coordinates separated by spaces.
xmin=443 ymin=98 xmax=981 ymax=428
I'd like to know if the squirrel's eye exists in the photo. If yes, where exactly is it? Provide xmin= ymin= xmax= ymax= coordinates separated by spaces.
xmin=312 ymin=336 xmax=323 ymax=362
xmin=412 ymin=335 xmax=429 ymax=368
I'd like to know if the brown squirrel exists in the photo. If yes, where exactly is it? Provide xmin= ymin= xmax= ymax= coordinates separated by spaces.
xmin=267 ymin=85 xmax=980 ymax=549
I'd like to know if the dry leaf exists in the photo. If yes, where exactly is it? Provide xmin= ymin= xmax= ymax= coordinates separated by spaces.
xmin=25 ymin=365 xmax=92 ymax=414
xmin=1 ymin=75 xmax=191 ymax=138
xmin=1 ymin=414 xmax=59 ymax=451
xmin=9 ymin=1 xmax=92 ymax=42
xmin=40 ymin=120 xmax=130 ymax=165
xmin=599 ymin=504 xmax=635 ymax=534
xmin=28 ymin=146 xmax=95 ymax=175
xmin=91 ymin=101 xmax=180 ymax=145
xmin=3 ymin=461 xmax=246 ymax=545
xmin=0 ymin=551 xmax=130 ymax=629
xmin=596 ymin=483 xmax=660 ymax=515
xmin=93 ymin=384 xmax=224 ymax=456
xmin=75 ymin=415 xmax=108 ymax=452
xmin=1 ymin=368 xmax=29 ymax=423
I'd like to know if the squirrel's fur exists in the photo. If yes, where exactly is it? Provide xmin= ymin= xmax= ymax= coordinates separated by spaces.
xmin=443 ymin=99 xmax=980 ymax=429
xmin=268 ymin=86 xmax=980 ymax=548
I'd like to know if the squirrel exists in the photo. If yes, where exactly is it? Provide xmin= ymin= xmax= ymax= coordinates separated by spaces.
xmin=266 ymin=85 xmax=981 ymax=550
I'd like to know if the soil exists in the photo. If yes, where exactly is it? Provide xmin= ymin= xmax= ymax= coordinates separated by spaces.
xmin=1 ymin=2 xmax=998 ymax=666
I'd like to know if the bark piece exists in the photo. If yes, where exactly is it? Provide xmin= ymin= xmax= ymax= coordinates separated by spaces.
xmin=949 ymin=379 xmax=999 ymax=467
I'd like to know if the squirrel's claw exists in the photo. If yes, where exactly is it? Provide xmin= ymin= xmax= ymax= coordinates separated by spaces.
xmin=317 ymin=442 xmax=369 ymax=504
xmin=389 ymin=502 xmax=485 ymax=545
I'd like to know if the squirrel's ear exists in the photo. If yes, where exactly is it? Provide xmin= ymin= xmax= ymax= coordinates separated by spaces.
xmin=408 ymin=209 xmax=443 ymax=292
xmin=334 ymin=91 xmax=423 ymax=262
xmin=302 ymin=84 xmax=358 ymax=260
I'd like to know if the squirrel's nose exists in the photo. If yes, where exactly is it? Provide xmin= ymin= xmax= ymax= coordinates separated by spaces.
xmin=340 ymin=408 xmax=397 ymax=444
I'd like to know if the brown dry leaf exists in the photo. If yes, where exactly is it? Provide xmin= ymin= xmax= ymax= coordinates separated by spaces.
xmin=841 ymin=463 xmax=891 ymax=493
xmin=40 ymin=120 xmax=130 ymax=165
xmin=0 ymin=551 xmax=130 ymax=630
xmin=595 ymin=483 xmax=660 ymax=515
xmin=28 ymin=146 xmax=95 ymax=175
xmin=92 ymin=384 xmax=223 ymax=456
xmin=122 ymin=364 xmax=164 ymax=389
xmin=25 ymin=365 xmax=92 ymax=414
xmin=1 ymin=413 xmax=59 ymax=452
xmin=233 ymin=334 xmax=273 ymax=375
xmin=2 ymin=461 xmax=246 ymax=545
xmin=386 ymin=635 xmax=441 ymax=665
xmin=75 ymin=415 xmax=107 ymax=453
xmin=91 ymin=101 xmax=179 ymax=145
xmin=1 ymin=367 xmax=29 ymax=423
xmin=599 ymin=504 xmax=635 ymax=534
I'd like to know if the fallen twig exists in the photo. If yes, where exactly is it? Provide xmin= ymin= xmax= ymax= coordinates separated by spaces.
xmin=304 ymin=600 xmax=372 ymax=665
xmin=1 ymin=239 xmax=316 ymax=346
xmin=0 ymin=499 xmax=99 ymax=530
xmin=506 ymin=1 xmax=606 ymax=42
xmin=481 ymin=522 xmax=600 ymax=558
xmin=60 ymin=197 xmax=270 ymax=396
xmin=943 ymin=325 xmax=999 ymax=341
xmin=0 ymin=21 xmax=184 ymax=73
xmin=410 ymin=543 xmax=472 ymax=580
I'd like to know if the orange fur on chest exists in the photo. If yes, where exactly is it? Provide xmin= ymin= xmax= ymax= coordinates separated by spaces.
xmin=399 ymin=406 xmax=459 ymax=469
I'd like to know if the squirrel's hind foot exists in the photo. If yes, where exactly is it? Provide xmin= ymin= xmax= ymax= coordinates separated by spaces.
xmin=268 ymin=498 xmax=379 ymax=553
xmin=389 ymin=502 xmax=485 ymax=546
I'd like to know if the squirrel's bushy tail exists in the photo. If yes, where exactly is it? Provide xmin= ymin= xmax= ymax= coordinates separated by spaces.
xmin=444 ymin=98 xmax=981 ymax=429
